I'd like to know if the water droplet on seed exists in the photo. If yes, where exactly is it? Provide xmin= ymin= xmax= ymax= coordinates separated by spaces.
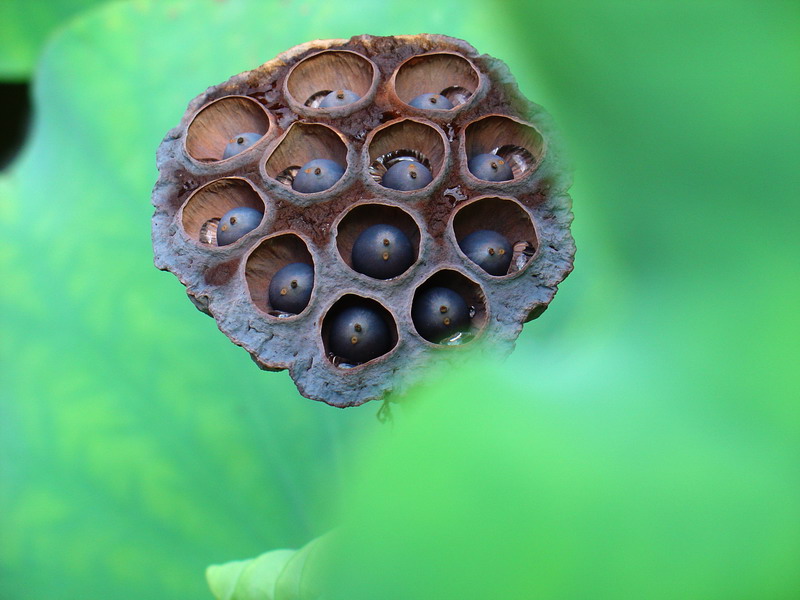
xmin=441 ymin=331 xmax=476 ymax=346
xmin=330 ymin=353 xmax=360 ymax=369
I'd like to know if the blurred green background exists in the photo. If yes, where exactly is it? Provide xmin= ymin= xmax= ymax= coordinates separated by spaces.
xmin=1 ymin=1 xmax=798 ymax=598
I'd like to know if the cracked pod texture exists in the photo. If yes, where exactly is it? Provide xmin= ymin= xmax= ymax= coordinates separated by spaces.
xmin=152 ymin=34 xmax=575 ymax=407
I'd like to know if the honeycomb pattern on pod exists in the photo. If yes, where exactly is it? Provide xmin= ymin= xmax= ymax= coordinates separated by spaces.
xmin=151 ymin=34 xmax=575 ymax=408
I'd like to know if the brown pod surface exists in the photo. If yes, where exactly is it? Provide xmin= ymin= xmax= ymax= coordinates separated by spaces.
xmin=152 ymin=34 xmax=575 ymax=408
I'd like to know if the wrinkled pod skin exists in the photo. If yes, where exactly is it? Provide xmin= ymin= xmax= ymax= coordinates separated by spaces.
xmin=152 ymin=34 xmax=575 ymax=407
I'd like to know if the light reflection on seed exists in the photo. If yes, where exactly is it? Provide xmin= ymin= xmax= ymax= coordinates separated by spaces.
xmin=440 ymin=331 xmax=475 ymax=346
xmin=330 ymin=353 xmax=359 ymax=369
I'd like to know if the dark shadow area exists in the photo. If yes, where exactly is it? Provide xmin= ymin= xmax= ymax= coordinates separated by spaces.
xmin=0 ymin=81 xmax=31 ymax=170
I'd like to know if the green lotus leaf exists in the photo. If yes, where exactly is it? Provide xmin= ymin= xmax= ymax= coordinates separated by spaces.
xmin=208 ymin=549 xmax=296 ymax=600
xmin=308 ymin=360 xmax=800 ymax=599
xmin=0 ymin=0 xmax=112 ymax=79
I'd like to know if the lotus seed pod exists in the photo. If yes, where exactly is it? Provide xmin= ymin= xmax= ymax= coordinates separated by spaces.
xmin=152 ymin=34 xmax=575 ymax=407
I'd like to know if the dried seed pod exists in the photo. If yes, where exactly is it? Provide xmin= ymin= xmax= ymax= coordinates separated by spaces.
xmin=185 ymin=96 xmax=274 ymax=163
xmin=284 ymin=50 xmax=378 ymax=117
xmin=462 ymin=115 xmax=545 ymax=183
xmin=152 ymin=34 xmax=575 ymax=407
xmin=364 ymin=118 xmax=449 ymax=197
xmin=179 ymin=177 xmax=269 ymax=247
xmin=262 ymin=122 xmax=351 ymax=202
xmin=244 ymin=232 xmax=316 ymax=318
xmin=389 ymin=51 xmax=484 ymax=117
xmin=411 ymin=268 xmax=488 ymax=346
xmin=450 ymin=196 xmax=538 ymax=277
xmin=334 ymin=202 xmax=422 ymax=281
